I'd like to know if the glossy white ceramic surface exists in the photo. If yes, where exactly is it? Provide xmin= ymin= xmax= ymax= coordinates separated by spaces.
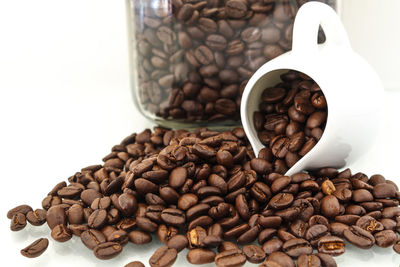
xmin=241 ymin=2 xmax=384 ymax=176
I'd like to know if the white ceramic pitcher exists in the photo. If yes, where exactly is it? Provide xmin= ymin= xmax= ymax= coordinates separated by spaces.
xmin=240 ymin=2 xmax=384 ymax=176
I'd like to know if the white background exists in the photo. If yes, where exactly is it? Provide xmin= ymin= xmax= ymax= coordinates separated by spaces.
xmin=0 ymin=0 xmax=400 ymax=266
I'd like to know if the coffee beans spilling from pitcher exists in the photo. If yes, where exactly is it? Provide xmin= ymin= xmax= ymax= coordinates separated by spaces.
xmin=254 ymin=70 xmax=328 ymax=172
xmin=131 ymin=0 xmax=333 ymax=122
xmin=7 ymin=127 xmax=400 ymax=266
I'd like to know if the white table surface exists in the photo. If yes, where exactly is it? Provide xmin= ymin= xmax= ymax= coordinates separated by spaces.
xmin=1 ymin=1 xmax=400 ymax=266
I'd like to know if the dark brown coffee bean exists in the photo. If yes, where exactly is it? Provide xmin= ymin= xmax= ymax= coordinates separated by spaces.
xmin=157 ymin=224 xmax=178 ymax=244
xmin=57 ymin=185 xmax=82 ymax=199
xmin=46 ymin=205 xmax=67 ymax=229
xmin=161 ymin=208 xmax=185 ymax=226
xmin=124 ymin=261 xmax=145 ymax=267
xmin=69 ymin=224 xmax=88 ymax=236
xmin=321 ymin=195 xmax=340 ymax=219
xmin=352 ymin=189 xmax=374 ymax=202
xmin=315 ymin=253 xmax=337 ymax=267
xmin=243 ymin=244 xmax=265 ymax=263
xmin=187 ymin=248 xmax=216 ymax=265
xmin=268 ymin=193 xmax=294 ymax=210
xmin=81 ymin=189 xmax=102 ymax=206
xmin=149 ymin=246 xmax=177 ymax=267
xmin=343 ymin=225 xmax=375 ymax=249
xmin=250 ymin=158 xmax=272 ymax=174
xmin=88 ymin=209 xmax=108 ymax=229
xmin=93 ymin=242 xmax=122 ymax=260
xmin=374 ymin=230 xmax=398 ymax=248
xmin=81 ymin=229 xmax=106 ymax=249
xmin=373 ymin=183 xmax=396 ymax=198
xmin=237 ymin=225 xmax=260 ymax=245
xmin=178 ymin=193 xmax=198 ymax=210
xmin=394 ymin=240 xmax=400 ymax=254
xmin=106 ymin=230 xmax=128 ymax=245
xmin=136 ymin=217 xmax=158 ymax=233
xmin=317 ymin=236 xmax=345 ymax=256
xmin=258 ymin=215 xmax=282 ymax=228
xmin=262 ymin=238 xmax=283 ymax=255
xmin=128 ymin=230 xmax=152 ymax=245
xmin=206 ymin=34 xmax=227 ymax=51
xmin=215 ymin=248 xmax=246 ymax=267
xmin=167 ymin=235 xmax=188 ymax=252
xmin=118 ymin=193 xmax=138 ymax=216
xmin=356 ymin=215 xmax=384 ymax=233
xmin=235 ymin=194 xmax=250 ymax=221
xmin=20 ymin=238 xmax=49 ymax=258
xmin=169 ymin=167 xmax=187 ymax=189
xmin=267 ymin=251 xmax=295 ymax=267
xmin=10 ymin=213 xmax=27 ymax=231
xmin=7 ymin=205 xmax=32 ymax=219
xmin=282 ymin=238 xmax=312 ymax=257
xmin=51 ymin=224 xmax=72 ymax=242
xmin=297 ymin=254 xmax=321 ymax=267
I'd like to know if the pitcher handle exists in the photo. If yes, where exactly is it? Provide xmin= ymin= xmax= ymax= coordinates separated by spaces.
xmin=292 ymin=2 xmax=352 ymax=56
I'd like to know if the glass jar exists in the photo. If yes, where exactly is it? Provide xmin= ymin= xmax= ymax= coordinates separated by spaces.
xmin=126 ymin=0 xmax=336 ymax=129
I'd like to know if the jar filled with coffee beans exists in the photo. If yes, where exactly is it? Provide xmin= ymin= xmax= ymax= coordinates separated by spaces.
xmin=126 ymin=0 xmax=336 ymax=128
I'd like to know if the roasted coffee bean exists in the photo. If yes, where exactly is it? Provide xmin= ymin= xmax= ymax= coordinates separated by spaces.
xmin=161 ymin=208 xmax=185 ymax=226
xmin=169 ymin=167 xmax=187 ymax=188
xmin=125 ymin=261 xmax=145 ymax=267
xmin=7 ymin=205 xmax=32 ymax=219
xmin=128 ymin=230 xmax=151 ymax=245
xmin=67 ymin=204 xmax=84 ymax=225
xmin=250 ymin=158 xmax=273 ymax=174
xmin=343 ymin=226 xmax=375 ymax=249
xmin=51 ymin=224 xmax=72 ymax=242
xmin=356 ymin=215 xmax=384 ymax=233
xmin=242 ymin=244 xmax=266 ymax=263
xmin=88 ymin=209 xmax=108 ymax=229
xmin=118 ymin=193 xmax=138 ymax=216
xmin=10 ymin=213 xmax=27 ymax=231
xmin=268 ymin=193 xmax=294 ymax=210
xmin=20 ymin=238 xmax=49 ymax=258
xmin=282 ymin=238 xmax=312 ymax=257
xmin=81 ymin=229 xmax=106 ymax=249
xmin=393 ymin=240 xmax=400 ymax=254
xmin=267 ymin=251 xmax=295 ymax=267
xmin=317 ymin=236 xmax=345 ymax=256
xmin=188 ymin=226 xmax=207 ymax=248
xmin=46 ymin=205 xmax=67 ymax=229
xmin=322 ymin=180 xmax=336 ymax=195
xmin=305 ymin=224 xmax=329 ymax=246
xmin=215 ymin=248 xmax=246 ymax=267
xmin=69 ymin=224 xmax=89 ymax=236
xmin=298 ymin=254 xmax=321 ymax=267
xmin=178 ymin=193 xmax=198 ymax=210
xmin=136 ymin=217 xmax=158 ymax=233
xmin=157 ymin=224 xmax=178 ymax=244
xmin=94 ymin=242 xmax=122 ymax=260
xmin=374 ymin=230 xmax=398 ymax=248
xmin=262 ymin=238 xmax=283 ymax=255
xmin=237 ymin=225 xmax=260 ymax=245
xmin=321 ymin=195 xmax=340 ymax=219
xmin=218 ymin=242 xmax=240 ymax=253
xmin=167 ymin=235 xmax=188 ymax=252
xmin=315 ymin=253 xmax=337 ymax=267
xmin=149 ymin=246 xmax=177 ymax=267
xmin=107 ymin=230 xmax=128 ymax=245
xmin=187 ymin=248 xmax=216 ymax=265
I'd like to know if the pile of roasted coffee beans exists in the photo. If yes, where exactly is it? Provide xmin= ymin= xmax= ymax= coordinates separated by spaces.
xmin=131 ymin=0 xmax=334 ymax=121
xmin=253 ymin=70 xmax=327 ymax=172
xmin=7 ymin=127 xmax=400 ymax=267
